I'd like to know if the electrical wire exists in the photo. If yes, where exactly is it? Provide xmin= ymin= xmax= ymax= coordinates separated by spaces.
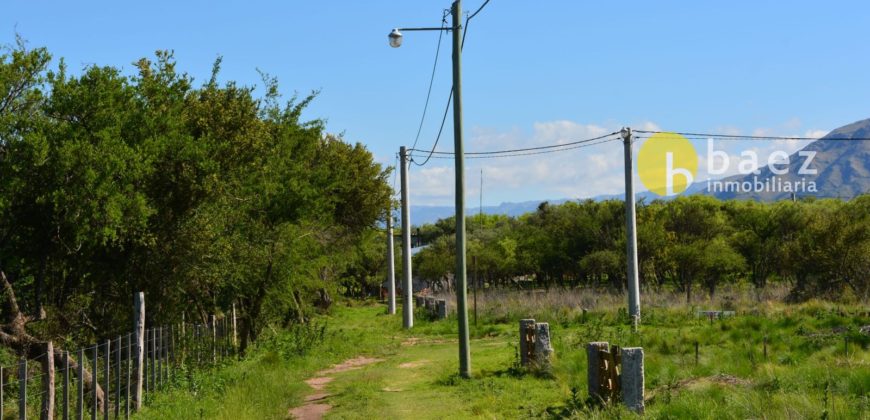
xmin=634 ymin=130 xmax=870 ymax=141
xmin=390 ymin=153 xmax=399 ymax=197
xmin=410 ymin=131 xmax=621 ymax=156
xmin=409 ymin=11 xmax=449 ymax=152
xmin=411 ymin=0 xmax=491 ymax=167
xmin=409 ymin=136 xmax=620 ymax=160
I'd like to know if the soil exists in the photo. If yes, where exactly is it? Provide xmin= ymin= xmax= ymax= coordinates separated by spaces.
xmin=288 ymin=356 xmax=384 ymax=419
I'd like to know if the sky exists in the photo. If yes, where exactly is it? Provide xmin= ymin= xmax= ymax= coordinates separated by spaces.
xmin=3 ymin=1 xmax=870 ymax=206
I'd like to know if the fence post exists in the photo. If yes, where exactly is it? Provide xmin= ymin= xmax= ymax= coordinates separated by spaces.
xmin=194 ymin=325 xmax=200 ymax=366
xmin=63 ymin=351 xmax=69 ymax=420
xmin=102 ymin=340 xmax=109 ymax=420
xmin=533 ymin=323 xmax=554 ymax=369
xmin=148 ymin=328 xmax=157 ymax=392
xmin=114 ymin=337 xmax=120 ymax=420
xmin=586 ymin=342 xmax=610 ymax=402
xmin=125 ymin=333 xmax=131 ymax=420
xmin=210 ymin=315 xmax=216 ymax=364
xmin=231 ymin=304 xmax=237 ymax=350
xmin=142 ymin=331 xmax=147 ymax=396
xmin=91 ymin=346 xmax=97 ymax=420
xmin=151 ymin=328 xmax=160 ymax=392
xmin=19 ymin=358 xmax=26 ymax=420
xmin=519 ymin=319 xmax=535 ymax=366
xmin=620 ymin=347 xmax=645 ymax=414
xmin=168 ymin=325 xmax=174 ymax=383
xmin=42 ymin=341 xmax=56 ymax=420
xmin=156 ymin=328 xmax=162 ymax=390
xmin=133 ymin=292 xmax=144 ymax=411
xmin=1 ymin=366 xmax=4 ymax=420
xmin=77 ymin=349 xmax=84 ymax=420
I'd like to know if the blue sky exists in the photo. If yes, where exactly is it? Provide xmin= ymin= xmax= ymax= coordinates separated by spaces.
xmin=4 ymin=1 xmax=869 ymax=205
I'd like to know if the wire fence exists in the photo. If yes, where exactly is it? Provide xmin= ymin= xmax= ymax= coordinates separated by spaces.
xmin=0 ymin=297 xmax=237 ymax=420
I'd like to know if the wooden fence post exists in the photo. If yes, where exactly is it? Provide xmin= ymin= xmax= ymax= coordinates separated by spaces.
xmin=91 ymin=345 xmax=97 ymax=420
xmin=151 ymin=328 xmax=159 ymax=391
xmin=210 ymin=315 xmax=217 ymax=364
xmin=42 ymin=341 xmax=55 ymax=420
xmin=63 ymin=351 xmax=69 ymax=420
xmin=102 ymin=340 xmax=109 ymax=420
xmin=1 ymin=366 xmax=4 ymax=419
xmin=77 ymin=349 xmax=84 ymax=420
xmin=168 ymin=325 xmax=174 ymax=383
xmin=125 ymin=333 xmax=131 ymax=420
xmin=519 ymin=319 xmax=535 ymax=366
xmin=586 ymin=342 xmax=610 ymax=402
xmin=114 ymin=337 xmax=120 ymax=420
xmin=19 ymin=358 xmax=26 ymax=420
xmin=231 ymin=304 xmax=237 ymax=350
xmin=144 ymin=330 xmax=148 ymax=392
xmin=133 ymin=292 xmax=144 ymax=411
xmin=156 ymin=328 xmax=162 ymax=390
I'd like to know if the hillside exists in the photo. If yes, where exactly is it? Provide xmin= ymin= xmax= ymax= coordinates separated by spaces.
xmin=709 ymin=118 xmax=870 ymax=200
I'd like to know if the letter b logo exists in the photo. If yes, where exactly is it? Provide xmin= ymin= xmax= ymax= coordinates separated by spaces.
xmin=638 ymin=132 xmax=698 ymax=196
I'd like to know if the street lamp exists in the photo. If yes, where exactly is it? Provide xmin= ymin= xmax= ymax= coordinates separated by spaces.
xmin=390 ymin=0 xmax=472 ymax=379
xmin=389 ymin=29 xmax=403 ymax=48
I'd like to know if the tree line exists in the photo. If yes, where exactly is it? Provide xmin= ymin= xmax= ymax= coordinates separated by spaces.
xmin=413 ymin=195 xmax=870 ymax=303
xmin=0 ymin=41 xmax=392 ymax=357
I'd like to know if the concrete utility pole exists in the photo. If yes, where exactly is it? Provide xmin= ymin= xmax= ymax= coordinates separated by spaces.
xmin=388 ymin=0 xmax=476 ymax=378
xmin=399 ymin=146 xmax=414 ymax=329
xmin=386 ymin=208 xmax=397 ymax=315
xmin=451 ymin=0 xmax=471 ymax=378
xmin=621 ymin=127 xmax=641 ymax=326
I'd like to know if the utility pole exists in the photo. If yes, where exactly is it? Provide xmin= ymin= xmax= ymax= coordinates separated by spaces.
xmin=386 ymin=207 xmax=397 ymax=315
xmin=621 ymin=127 xmax=641 ymax=328
xmin=399 ymin=146 xmax=414 ymax=329
xmin=451 ymin=0 xmax=471 ymax=378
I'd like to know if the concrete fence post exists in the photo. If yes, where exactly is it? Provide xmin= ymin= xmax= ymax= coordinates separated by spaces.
xmin=620 ymin=347 xmax=645 ymax=414
xmin=436 ymin=300 xmax=447 ymax=319
xmin=533 ymin=323 xmax=553 ymax=368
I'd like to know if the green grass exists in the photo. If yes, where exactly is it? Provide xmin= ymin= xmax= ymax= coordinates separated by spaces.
xmin=135 ymin=298 xmax=870 ymax=419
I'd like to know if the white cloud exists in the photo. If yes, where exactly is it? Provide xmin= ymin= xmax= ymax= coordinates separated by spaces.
xmin=405 ymin=118 xmax=835 ymax=205
xmin=408 ymin=120 xmax=650 ymax=205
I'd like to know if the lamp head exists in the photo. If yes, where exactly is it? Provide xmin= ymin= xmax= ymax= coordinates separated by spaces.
xmin=388 ymin=28 xmax=403 ymax=48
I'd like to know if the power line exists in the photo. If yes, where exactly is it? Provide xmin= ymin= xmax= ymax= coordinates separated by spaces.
xmin=409 ymin=11 xmax=449 ymax=152
xmin=409 ymin=136 xmax=620 ymax=160
xmin=634 ymin=130 xmax=870 ymax=141
xmin=411 ymin=131 xmax=621 ymax=156
xmin=411 ymin=0 xmax=490 ymax=167
xmin=468 ymin=0 xmax=491 ymax=20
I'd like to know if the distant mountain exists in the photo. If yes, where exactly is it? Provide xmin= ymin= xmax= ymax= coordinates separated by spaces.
xmin=707 ymin=118 xmax=870 ymax=200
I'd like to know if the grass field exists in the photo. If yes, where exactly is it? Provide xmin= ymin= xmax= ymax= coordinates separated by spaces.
xmin=135 ymin=292 xmax=870 ymax=419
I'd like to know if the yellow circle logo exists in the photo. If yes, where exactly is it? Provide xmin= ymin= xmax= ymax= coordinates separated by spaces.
xmin=637 ymin=132 xmax=698 ymax=196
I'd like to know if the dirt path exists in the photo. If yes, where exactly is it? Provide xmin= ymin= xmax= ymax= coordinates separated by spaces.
xmin=288 ymin=356 xmax=384 ymax=420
